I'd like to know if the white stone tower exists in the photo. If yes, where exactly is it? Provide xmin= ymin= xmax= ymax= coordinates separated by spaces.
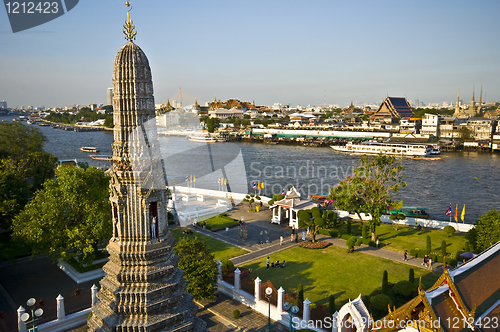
xmin=88 ymin=4 xmax=205 ymax=331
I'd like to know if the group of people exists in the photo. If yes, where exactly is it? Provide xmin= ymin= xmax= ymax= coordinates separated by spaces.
xmin=266 ymin=256 xmax=286 ymax=269
xmin=421 ymin=254 xmax=432 ymax=269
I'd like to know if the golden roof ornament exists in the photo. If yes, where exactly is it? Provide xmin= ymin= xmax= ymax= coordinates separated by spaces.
xmin=123 ymin=2 xmax=137 ymax=42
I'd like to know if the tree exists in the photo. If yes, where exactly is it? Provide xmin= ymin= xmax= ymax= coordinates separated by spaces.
xmin=382 ymin=270 xmax=388 ymax=294
xmin=328 ymin=154 xmax=406 ymax=240
xmin=441 ymin=240 xmax=447 ymax=258
xmin=205 ymin=117 xmax=220 ymax=133
xmin=469 ymin=209 xmax=500 ymax=251
xmin=298 ymin=207 xmax=325 ymax=242
xmin=104 ymin=114 xmax=113 ymax=128
xmin=12 ymin=166 xmax=111 ymax=264
xmin=0 ymin=122 xmax=46 ymax=159
xmin=426 ymin=235 xmax=432 ymax=254
xmin=174 ymin=236 xmax=218 ymax=300
xmin=297 ymin=284 xmax=304 ymax=303
xmin=409 ymin=268 xmax=415 ymax=285
xmin=0 ymin=165 xmax=31 ymax=228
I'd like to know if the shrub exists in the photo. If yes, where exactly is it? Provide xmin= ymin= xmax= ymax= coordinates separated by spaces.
xmin=464 ymin=240 xmax=471 ymax=253
xmin=346 ymin=236 xmax=357 ymax=252
xmin=382 ymin=270 xmax=388 ymax=294
xmin=329 ymin=230 xmax=338 ymax=238
xmin=362 ymin=223 xmax=369 ymax=239
xmin=409 ymin=249 xmax=418 ymax=257
xmin=426 ymin=236 xmax=431 ymax=254
xmin=328 ymin=295 xmax=335 ymax=315
xmin=444 ymin=225 xmax=456 ymax=237
xmin=368 ymin=240 xmax=376 ymax=247
xmin=441 ymin=240 xmax=447 ymax=258
xmin=268 ymin=199 xmax=275 ymax=205
xmin=409 ymin=268 xmax=415 ymax=284
xmin=393 ymin=280 xmax=414 ymax=297
xmin=370 ymin=294 xmax=393 ymax=312
xmin=355 ymin=238 xmax=363 ymax=246
xmin=347 ymin=220 xmax=352 ymax=234
xmin=297 ymin=284 xmax=304 ymax=303
xmin=233 ymin=309 xmax=240 ymax=319
xmin=341 ymin=234 xmax=351 ymax=240
xmin=221 ymin=259 xmax=235 ymax=273
xmin=454 ymin=250 xmax=464 ymax=261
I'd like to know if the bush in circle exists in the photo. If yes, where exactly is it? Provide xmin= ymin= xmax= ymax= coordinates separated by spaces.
xmin=444 ymin=225 xmax=456 ymax=237
xmin=233 ymin=309 xmax=240 ymax=319
xmin=393 ymin=280 xmax=414 ymax=297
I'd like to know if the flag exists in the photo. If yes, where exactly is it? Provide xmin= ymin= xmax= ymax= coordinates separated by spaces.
xmin=445 ymin=204 xmax=452 ymax=216
xmin=454 ymin=204 xmax=458 ymax=222
xmin=218 ymin=178 xmax=221 ymax=184
xmin=461 ymin=205 xmax=465 ymax=221
xmin=261 ymin=182 xmax=264 ymax=189
xmin=252 ymin=181 xmax=256 ymax=189
xmin=193 ymin=176 xmax=196 ymax=182
xmin=189 ymin=175 xmax=192 ymax=182
xmin=185 ymin=175 xmax=189 ymax=182
xmin=281 ymin=188 xmax=285 ymax=195
xmin=224 ymin=178 xmax=227 ymax=185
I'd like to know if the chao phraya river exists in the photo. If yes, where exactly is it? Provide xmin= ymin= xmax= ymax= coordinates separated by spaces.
xmin=15 ymin=117 xmax=499 ymax=223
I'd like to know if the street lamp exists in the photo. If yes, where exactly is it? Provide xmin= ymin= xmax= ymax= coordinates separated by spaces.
xmin=265 ymin=287 xmax=274 ymax=331
xmin=20 ymin=298 xmax=43 ymax=332
xmin=283 ymin=302 xmax=299 ymax=332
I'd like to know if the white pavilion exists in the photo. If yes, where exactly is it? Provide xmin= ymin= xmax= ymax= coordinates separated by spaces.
xmin=269 ymin=187 xmax=317 ymax=228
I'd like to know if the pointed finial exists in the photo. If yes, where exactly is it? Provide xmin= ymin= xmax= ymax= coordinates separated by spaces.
xmin=418 ymin=276 xmax=422 ymax=290
xmin=443 ymin=255 xmax=447 ymax=271
xmin=123 ymin=2 xmax=137 ymax=42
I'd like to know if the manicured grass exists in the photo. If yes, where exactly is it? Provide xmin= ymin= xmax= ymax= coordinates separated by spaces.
xmin=241 ymin=245 xmax=438 ymax=308
xmin=202 ymin=213 xmax=239 ymax=231
xmin=336 ymin=221 xmax=468 ymax=255
xmin=170 ymin=227 xmax=248 ymax=261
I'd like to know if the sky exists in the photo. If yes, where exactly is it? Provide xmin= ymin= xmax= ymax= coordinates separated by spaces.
xmin=1 ymin=0 xmax=500 ymax=109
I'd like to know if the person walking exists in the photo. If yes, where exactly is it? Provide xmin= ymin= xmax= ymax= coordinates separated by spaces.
xmin=302 ymin=231 xmax=306 ymax=241
xmin=403 ymin=250 xmax=408 ymax=262
xmin=226 ymin=226 xmax=229 ymax=236
xmin=266 ymin=257 xmax=270 ymax=270
xmin=280 ymin=235 xmax=283 ymax=246
xmin=376 ymin=238 xmax=380 ymax=248
xmin=290 ymin=233 xmax=294 ymax=242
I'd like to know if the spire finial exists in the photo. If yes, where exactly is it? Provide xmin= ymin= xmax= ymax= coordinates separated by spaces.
xmin=123 ymin=2 xmax=137 ymax=42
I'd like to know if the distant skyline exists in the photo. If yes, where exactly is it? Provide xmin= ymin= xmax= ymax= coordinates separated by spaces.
xmin=1 ymin=1 xmax=499 ymax=108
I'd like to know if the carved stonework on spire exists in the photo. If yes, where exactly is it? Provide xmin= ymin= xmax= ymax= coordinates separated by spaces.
xmin=88 ymin=5 xmax=205 ymax=332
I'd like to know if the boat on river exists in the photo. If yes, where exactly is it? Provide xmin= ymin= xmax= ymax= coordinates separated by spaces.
xmin=88 ymin=155 xmax=112 ymax=161
xmin=188 ymin=136 xmax=217 ymax=143
xmin=80 ymin=146 xmax=100 ymax=153
xmin=387 ymin=206 xmax=430 ymax=219
xmin=331 ymin=141 xmax=437 ymax=157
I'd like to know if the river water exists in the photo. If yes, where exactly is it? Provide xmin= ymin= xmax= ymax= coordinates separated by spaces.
xmin=7 ymin=115 xmax=499 ymax=223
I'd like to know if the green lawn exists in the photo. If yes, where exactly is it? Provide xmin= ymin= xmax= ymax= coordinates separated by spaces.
xmin=170 ymin=227 xmax=248 ymax=261
xmin=201 ymin=213 xmax=239 ymax=231
xmin=241 ymin=245 xmax=438 ymax=309
xmin=336 ymin=221 xmax=468 ymax=255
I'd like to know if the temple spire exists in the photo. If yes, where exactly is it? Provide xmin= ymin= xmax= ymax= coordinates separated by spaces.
xmin=454 ymin=89 xmax=461 ymax=117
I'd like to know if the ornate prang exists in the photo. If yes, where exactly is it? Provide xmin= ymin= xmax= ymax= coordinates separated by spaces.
xmin=123 ymin=2 xmax=137 ymax=41
xmin=88 ymin=9 xmax=205 ymax=331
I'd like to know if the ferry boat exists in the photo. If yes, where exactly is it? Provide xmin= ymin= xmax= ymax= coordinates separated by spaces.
xmin=330 ymin=141 xmax=435 ymax=157
xmin=188 ymin=136 xmax=217 ymax=143
xmin=80 ymin=146 xmax=100 ymax=153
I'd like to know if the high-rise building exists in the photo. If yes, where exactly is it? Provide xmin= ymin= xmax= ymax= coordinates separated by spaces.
xmin=107 ymin=87 xmax=113 ymax=106
xmin=88 ymin=7 xmax=205 ymax=332
xmin=0 ymin=100 xmax=7 ymax=109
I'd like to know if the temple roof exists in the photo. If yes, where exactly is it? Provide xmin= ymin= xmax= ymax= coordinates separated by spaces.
xmin=370 ymin=97 xmax=414 ymax=119
xmin=376 ymin=241 xmax=500 ymax=332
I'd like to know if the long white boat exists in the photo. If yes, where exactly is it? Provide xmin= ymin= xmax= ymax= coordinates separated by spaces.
xmin=188 ymin=136 xmax=217 ymax=143
xmin=331 ymin=141 xmax=438 ymax=156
